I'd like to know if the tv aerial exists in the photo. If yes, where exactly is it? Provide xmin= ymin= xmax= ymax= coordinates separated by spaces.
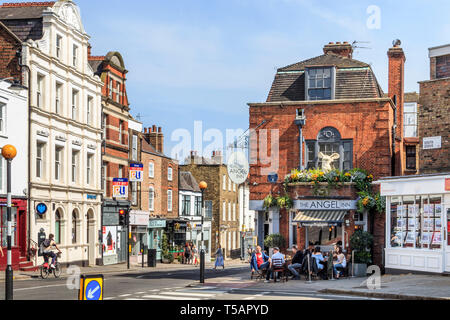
xmin=352 ymin=41 xmax=372 ymax=50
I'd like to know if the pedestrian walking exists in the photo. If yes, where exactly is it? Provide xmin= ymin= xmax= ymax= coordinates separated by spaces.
xmin=214 ymin=244 xmax=225 ymax=270
xmin=184 ymin=243 xmax=191 ymax=265
xmin=192 ymin=244 xmax=199 ymax=266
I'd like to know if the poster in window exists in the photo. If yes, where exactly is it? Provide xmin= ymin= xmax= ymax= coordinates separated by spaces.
xmin=102 ymin=226 xmax=117 ymax=257
xmin=424 ymin=204 xmax=434 ymax=216
xmin=432 ymin=232 xmax=442 ymax=245
xmin=396 ymin=218 xmax=405 ymax=229
xmin=397 ymin=205 xmax=405 ymax=217
xmin=408 ymin=218 xmax=417 ymax=229
xmin=408 ymin=205 xmax=418 ymax=217
xmin=423 ymin=218 xmax=433 ymax=231
xmin=434 ymin=204 xmax=442 ymax=216
xmin=421 ymin=232 xmax=430 ymax=244
xmin=435 ymin=218 xmax=442 ymax=229
xmin=405 ymin=232 xmax=415 ymax=244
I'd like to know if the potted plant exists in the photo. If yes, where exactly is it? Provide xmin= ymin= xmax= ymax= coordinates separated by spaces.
xmin=161 ymin=233 xmax=172 ymax=264
xmin=264 ymin=233 xmax=286 ymax=255
xmin=349 ymin=230 xmax=374 ymax=277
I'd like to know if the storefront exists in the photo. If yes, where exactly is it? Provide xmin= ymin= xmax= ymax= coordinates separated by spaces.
xmin=148 ymin=219 xmax=166 ymax=261
xmin=0 ymin=198 xmax=28 ymax=270
xmin=130 ymin=211 xmax=150 ymax=261
xmin=102 ymin=200 xmax=129 ymax=266
xmin=378 ymin=173 xmax=450 ymax=274
xmin=166 ymin=219 xmax=187 ymax=248
xmin=186 ymin=220 xmax=212 ymax=260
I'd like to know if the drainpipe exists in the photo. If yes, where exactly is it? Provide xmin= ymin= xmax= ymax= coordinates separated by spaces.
xmin=294 ymin=109 xmax=306 ymax=170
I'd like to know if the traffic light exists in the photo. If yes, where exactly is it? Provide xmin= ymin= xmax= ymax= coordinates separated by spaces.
xmin=119 ymin=209 xmax=127 ymax=226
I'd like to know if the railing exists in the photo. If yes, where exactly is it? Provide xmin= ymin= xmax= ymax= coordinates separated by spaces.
xmin=28 ymin=239 xmax=39 ymax=266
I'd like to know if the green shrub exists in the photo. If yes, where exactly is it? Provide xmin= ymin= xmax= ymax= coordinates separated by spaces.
xmin=350 ymin=230 xmax=374 ymax=264
xmin=264 ymin=233 xmax=286 ymax=249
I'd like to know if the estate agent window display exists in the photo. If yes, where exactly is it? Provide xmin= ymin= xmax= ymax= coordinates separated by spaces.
xmin=389 ymin=194 xmax=443 ymax=250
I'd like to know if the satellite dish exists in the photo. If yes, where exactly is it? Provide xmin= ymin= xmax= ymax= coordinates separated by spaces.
xmin=392 ymin=39 xmax=401 ymax=47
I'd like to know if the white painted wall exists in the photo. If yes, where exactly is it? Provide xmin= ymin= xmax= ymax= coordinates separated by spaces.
xmin=0 ymin=82 xmax=28 ymax=197
xmin=238 ymin=183 xmax=256 ymax=232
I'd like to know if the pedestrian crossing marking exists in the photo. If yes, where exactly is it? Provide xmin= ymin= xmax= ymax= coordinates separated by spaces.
xmin=162 ymin=291 xmax=215 ymax=298
xmin=142 ymin=295 xmax=202 ymax=300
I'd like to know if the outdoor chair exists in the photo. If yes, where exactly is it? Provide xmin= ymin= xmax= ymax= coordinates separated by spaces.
xmin=271 ymin=259 xmax=289 ymax=283
xmin=251 ymin=268 xmax=267 ymax=281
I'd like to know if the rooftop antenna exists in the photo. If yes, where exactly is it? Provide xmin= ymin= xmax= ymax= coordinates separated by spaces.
xmin=352 ymin=41 xmax=372 ymax=50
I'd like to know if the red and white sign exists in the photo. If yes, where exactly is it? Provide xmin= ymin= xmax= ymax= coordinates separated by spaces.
xmin=445 ymin=179 xmax=450 ymax=191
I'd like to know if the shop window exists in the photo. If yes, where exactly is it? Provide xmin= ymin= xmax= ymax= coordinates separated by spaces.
xmin=389 ymin=195 xmax=443 ymax=250
xmin=406 ymin=146 xmax=416 ymax=170
xmin=306 ymin=127 xmax=353 ymax=171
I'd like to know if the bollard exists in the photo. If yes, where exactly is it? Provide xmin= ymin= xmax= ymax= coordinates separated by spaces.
xmin=306 ymin=254 xmax=312 ymax=284
xmin=328 ymin=250 xmax=336 ymax=281
xmin=200 ymin=250 xmax=205 ymax=284
xmin=351 ymin=251 xmax=355 ymax=278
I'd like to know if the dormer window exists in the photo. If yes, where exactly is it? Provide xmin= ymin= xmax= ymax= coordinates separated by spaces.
xmin=305 ymin=67 xmax=335 ymax=101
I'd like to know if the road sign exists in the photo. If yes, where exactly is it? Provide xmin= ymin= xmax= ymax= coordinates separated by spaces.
xmin=129 ymin=164 xmax=144 ymax=182
xmin=79 ymin=275 xmax=104 ymax=301
xmin=113 ymin=178 xmax=129 ymax=198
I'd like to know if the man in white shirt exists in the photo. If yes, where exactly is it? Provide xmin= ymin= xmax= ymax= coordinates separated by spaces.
xmin=265 ymin=247 xmax=285 ymax=282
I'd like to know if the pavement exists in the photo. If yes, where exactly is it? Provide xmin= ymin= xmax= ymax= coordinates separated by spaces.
xmin=238 ymin=272 xmax=450 ymax=300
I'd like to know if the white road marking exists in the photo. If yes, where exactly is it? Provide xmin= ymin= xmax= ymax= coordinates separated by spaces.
xmin=135 ymin=292 xmax=145 ymax=294
xmin=14 ymin=284 xmax=68 ymax=291
xmin=142 ymin=295 xmax=201 ymax=300
xmin=125 ymin=298 xmax=145 ymax=300
xmin=161 ymin=291 xmax=215 ymax=298
xmin=119 ymin=294 xmax=132 ymax=297
xmin=104 ymin=297 xmax=115 ymax=300
xmin=244 ymin=297 xmax=255 ymax=300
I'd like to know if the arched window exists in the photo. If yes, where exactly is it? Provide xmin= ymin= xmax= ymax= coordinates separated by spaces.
xmin=55 ymin=210 xmax=62 ymax=244
xmin=305 ymin=127 xmax=353 ymax=171
xmin=72 ymin=210 xmax=78 ymax=244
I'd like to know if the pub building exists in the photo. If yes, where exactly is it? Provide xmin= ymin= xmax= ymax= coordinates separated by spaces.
xmin=377 ymin=174 xmax=450 ymax=274
xmin=249 ymin=41 xmax=411 ymax=266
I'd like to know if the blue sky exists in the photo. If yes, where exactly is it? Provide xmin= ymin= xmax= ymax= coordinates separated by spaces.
xmin=16 ymin=0 xmax=450 ymax=160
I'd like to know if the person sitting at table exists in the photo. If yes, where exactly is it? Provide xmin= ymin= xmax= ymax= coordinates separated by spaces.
xmin=265 ymin=247 xmax=285 ymax=283
xmin=333 ymin=247 xmax=347 ymax=279
xmin=250 ymin=246 xmax=270 ymax=274
xmin=312 ymin=247 xmax=325 ymax=273
xmin=287 ymin=245 xmax=304 ymax=280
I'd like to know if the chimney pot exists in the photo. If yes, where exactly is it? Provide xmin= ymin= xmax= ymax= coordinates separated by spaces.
xmin=158 ymin=127 xmax=162 ymax=133
xmin=323 ymin=41 xmax=353 ymax=59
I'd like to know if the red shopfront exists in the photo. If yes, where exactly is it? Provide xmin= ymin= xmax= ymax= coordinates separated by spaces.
xmin=0 ymin=199 xmax=28 ymax=270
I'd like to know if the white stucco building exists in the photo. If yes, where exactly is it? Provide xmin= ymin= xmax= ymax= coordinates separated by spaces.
xmin=11 ymin=1 xmax=103 ymax=266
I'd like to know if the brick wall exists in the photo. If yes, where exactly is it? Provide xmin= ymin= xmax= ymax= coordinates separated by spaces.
xmin=419 ymin=78 xmax=450 ymax=173
xmin=0 ymin=25 xmax=21 ymax=82
xmin=249 ymin=100 xmax=394 ymax=201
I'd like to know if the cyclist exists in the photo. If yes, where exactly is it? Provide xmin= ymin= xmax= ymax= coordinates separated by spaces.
xmin=41 ymin=234 xmax=61 ymax=269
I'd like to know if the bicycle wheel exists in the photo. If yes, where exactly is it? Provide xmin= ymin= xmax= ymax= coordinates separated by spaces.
xmin=40 ymin=267 xmax=49 ymax=279
xmin=54 ymin=263 xmax=62 ymax=278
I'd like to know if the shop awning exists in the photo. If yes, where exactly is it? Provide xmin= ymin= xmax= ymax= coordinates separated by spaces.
xmin=293 ymin=211 xmax=348 ymax=226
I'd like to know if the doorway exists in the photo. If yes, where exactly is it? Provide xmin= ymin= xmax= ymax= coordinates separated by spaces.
xmin=18 ymin=210 xmax=27 ymax=257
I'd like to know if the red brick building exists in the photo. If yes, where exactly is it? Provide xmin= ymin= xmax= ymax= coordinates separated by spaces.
xmin=419 ymin=44 xmax=450 ymax=173
xmin=248 ymin=42 xmax=409 ymax=266
xmin=89 ymin=51 xmax=131 ymax=265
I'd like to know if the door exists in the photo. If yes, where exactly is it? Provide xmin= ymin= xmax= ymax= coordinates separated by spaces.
xmin=18 ymin=210 xmax=27 ymax=257
xmin=445 ymin=208 xmax=450 ymax=272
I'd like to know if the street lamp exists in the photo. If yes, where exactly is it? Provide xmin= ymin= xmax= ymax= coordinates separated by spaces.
xmin=2 ymin=144 xmax=17 ymax=300
xmin=199 ymin=181 xmax=207 ymax=284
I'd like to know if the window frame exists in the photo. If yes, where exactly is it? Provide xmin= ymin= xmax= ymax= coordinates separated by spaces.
xmin=168 ymin=167 xmax=173 ymax=181
xmin=72 ymin=44 xmax=78 ymax=67
xmin=37 ymin=74 xmax=44 ymax=108
xmin=0 ymin=103 xmax=5 ymax=135
xmin=71 ymin=89 xmax=78 ymax=121
xmin=406 ymin=146 xmax=417 ymax=170
xmin=305 ymin=66 xmax=335 ymax=101
xmin=148 ymin=162 xmax=154 ymax=178
xmin=167 ymin=189 xmax=173 ymax=212
xmin=56 ymin=35 xmax=62 ymax=59
xmin=149 ymin=186 xmax=155 ymax=211
xmin=404 ymin=102 xmax=418 ymax=138
xmin=71 ymin=150 xmax=79 ymax=183
xmin=36 ymin=142 xmax=44 ymax=179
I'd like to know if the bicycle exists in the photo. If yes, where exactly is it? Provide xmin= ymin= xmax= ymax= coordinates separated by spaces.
xmin=40 ymin=252 xmax=62 ymax=279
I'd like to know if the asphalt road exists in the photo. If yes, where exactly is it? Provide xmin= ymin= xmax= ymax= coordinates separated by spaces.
xmin=0 ymin=266 xmax=379 ymax=301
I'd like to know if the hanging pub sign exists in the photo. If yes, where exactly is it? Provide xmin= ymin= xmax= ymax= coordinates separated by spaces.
xmin=227 ymin=151 xmax=250 ymax=185
xmin=112 ymin=178 xmax=129 ymax=198
xmin=129 ymin=164 xmax=144 ymax=182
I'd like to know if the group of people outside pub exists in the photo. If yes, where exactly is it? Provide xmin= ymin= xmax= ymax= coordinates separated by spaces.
xmin=250 ymin=242 xmax=347 ymax=282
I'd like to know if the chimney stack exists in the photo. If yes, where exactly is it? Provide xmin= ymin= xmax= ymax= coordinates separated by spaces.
xmin=212 ymin=150 xmax=223 ymax=164
xmin=388 ymin=41 xmax=406 ymax=140
xmin=323 ymin=41 xmax=353 ymax=59
xmin=87 ymin=43 xmax=92 ymax=59
xmin=143 ymin=125 xmax=165 ymax=154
